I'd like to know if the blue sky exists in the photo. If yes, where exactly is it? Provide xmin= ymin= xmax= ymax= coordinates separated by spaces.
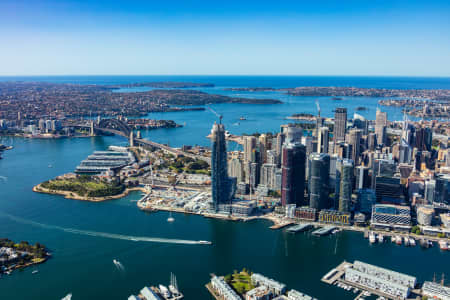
xmin=1 ymin=0 xmax=449 ymax=76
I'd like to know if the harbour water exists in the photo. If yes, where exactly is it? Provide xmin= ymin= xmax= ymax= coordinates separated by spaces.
xmin=0 ymin=76 xmax=449 ymax=299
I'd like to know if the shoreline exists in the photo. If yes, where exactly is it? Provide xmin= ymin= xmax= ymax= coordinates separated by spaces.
xmin=33 ymin=183 xmax=148 ymax=202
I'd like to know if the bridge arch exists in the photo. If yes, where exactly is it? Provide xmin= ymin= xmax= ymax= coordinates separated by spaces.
xmin=98 ymin=119 xmax=131 ymax=136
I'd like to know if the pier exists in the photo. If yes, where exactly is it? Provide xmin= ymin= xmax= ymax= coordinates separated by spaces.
xmin=312 ymin=226 xmax=336 ymax=236
xmin=286 ymin=223 xmax=313 ymax=233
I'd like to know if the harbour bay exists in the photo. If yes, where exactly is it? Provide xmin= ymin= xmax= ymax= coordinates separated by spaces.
xmin=1 ymin=76 xmax=449 ymax=299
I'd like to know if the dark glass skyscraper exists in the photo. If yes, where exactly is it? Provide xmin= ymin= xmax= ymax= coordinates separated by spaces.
xmin=211 ymin=122 xmax=234 ymax=211
xmin=308 ymin=153 xmax=330 ymax=210
xmin=281 ymin=142 xmax=306 ymax=206
xmin=338 ymin=159 xmax=354 ymax=213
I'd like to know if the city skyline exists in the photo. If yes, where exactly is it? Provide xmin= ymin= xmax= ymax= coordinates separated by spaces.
xmin=1 ymin=0 xmax=450 ymax=76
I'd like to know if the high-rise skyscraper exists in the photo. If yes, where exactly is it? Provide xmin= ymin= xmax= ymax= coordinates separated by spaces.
xmin=334 ymin=108 xmax=347 ymax=143
xmin=243 ymin=135 xmax=257 ymax=163
xmin=355 ymin=166 xmax=370 ymax=189
xmin=318 ymin=126 xmax=329 ymax=154
xmin=375 ymin=109 xmax=387 ymax=146
xmin=415 ymin=126 xmax=432 ymax=152
xmin=211 ymin=122 xmax=234 ymax=211
xmin=349 ymin=129 xmax=362 ymax=163
xmin=281 ymin=142 xmax=306 ymax=206
xmin=308 ymin=153 xmax=330 ymax=210
xmin=338 ymin=159 xmax=354 ymax=213
xmin=368 ymin=133 xmax=377 ymax=151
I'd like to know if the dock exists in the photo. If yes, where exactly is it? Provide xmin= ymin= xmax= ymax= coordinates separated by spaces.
xmin=312 ymin=226 xmax=336 ymax=236
xmin=270 ymin=221 xmax=294 ymax=230
xmin=286 ymin=223 xmax=313 ymax=233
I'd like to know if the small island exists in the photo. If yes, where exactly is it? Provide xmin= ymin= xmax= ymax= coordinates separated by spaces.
xmin=0 ymin=239 xmax=50 ymax=275
xmin=33 ymin=174 xmax=136 ymax=202
xmin=286 ymin=113 xmax=316 ymax=121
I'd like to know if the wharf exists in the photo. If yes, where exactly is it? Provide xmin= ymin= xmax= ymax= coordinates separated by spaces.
xmin=270 ymin=221 xmax=294 ymax=230
xmin=286 ymin=223 xmax=313 ymax=233
xmin=312 ymin=226 xmax=336 ymax=236
xmin=322 ymin=261 xmax=421 ymax=300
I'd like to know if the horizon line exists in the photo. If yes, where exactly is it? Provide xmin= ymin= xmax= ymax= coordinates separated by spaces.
xmin=1 ymin=74 xmax=450 ymax=78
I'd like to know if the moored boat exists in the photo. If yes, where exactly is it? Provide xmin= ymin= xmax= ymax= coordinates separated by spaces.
xmin=369 ymin=232 xmax=376 ymax=244
xmin=439 ymin=240 xmax=448 ymax=251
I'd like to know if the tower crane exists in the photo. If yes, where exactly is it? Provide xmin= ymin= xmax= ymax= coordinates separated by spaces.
xmin=207 ymin=106 xmax=223 ymax=123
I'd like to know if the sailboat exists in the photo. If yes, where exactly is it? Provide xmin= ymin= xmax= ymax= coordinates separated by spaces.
xmin=167 ymin=212 xmax=175 ymax=222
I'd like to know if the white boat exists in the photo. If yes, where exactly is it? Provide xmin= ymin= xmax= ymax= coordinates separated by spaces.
xmin=61 ymin=294 xmax=72 ymax=300
xmin=113 ymin=259 xmax=119 ymax=265
xmin=404 ymin=236 xmax=410 ymax=246
xmin=439 ymin=240 xmax=448 ymax=251
xmin=32 ymin=270 xmax=39 ymax=274
xmin=409 ymin=238 xmax=416 ymax=246
xmin=369 ymin=232 xmax=376 ymax=244
xmin=396 ymin=236 xmax=402 ymax=245
xmin=198 ymin=240 xmax=212 ymax=245
xmin=167 ymin=212 xmax=175 ymax=222
xmin=378 ymin=234 xmax=384 ymax=243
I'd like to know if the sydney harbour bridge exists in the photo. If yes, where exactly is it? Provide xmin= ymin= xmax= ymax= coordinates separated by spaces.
xmin=76 ymin=118 xmax=211 ymax=164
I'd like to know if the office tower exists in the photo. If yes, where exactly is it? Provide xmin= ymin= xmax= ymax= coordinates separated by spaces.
xmin=283 ymin=124 xmax=302 ymax=143
xmin=349 ymin=129 xmax=362 ymax=164
xmin=281 ymin=142 xmax=306 ymax=206
xmin=415 ymin=127 xmax=432 ymax=151
xmin=314 ymin=116 xmax=324 ymax=137
xmin=308 ymin=153 xmax=330 ymax=210
xmin=275 ymin=133 xmax=285 ymax=162
xmin=435 ymin=175 xmax=450 ymax=205
xmin=368 ymin=133 xmax=376 ymax=151
xmin=334 ymin=108 xmax=347 ymax=142
xmin=249 ymin=162 xmax=260 ymax=190
xmin=334 ymin=158 xmax=343 ymax=209
xmin=357 ymin=189 xmax=376 ymax=214
xmin=375 ymin=177 xmax=405 ymax=204
xmin=338 ymin=159 xmax=354 ymax=213
xmin=266 ymin=150 xmax=277 ymax=165
xmin=228 ymin=157 xmax=244 ymax=183
xmin=353 ymin=113 xmax=369 ymax=135
xmin=259 ymin=134 xmax=269 ymax=163
xmin=337 ymin=142 xmax=352 ymax=159
xmin=260 ymin=163 xmax=278 ymax=190
xmin=375 ymin=109 xmax=387 ymax=146
xmin=318 ymin=126 xmax=329 ymax=154
xmin=211 ymin=122 xmax=234 ymax=211
xmin=355 ymin=166 xmax=370 ymax=189
xmin=243 ymin=135 xmax=257 ymax=162
xmin=300 ymin=136 xmax=313 ymax=154
xmin=424 ymin=180 xmax=436 ymax=204
xmin=398 ymin=140 xmax=412 ymax=164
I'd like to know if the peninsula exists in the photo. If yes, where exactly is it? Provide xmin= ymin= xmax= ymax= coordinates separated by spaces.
xmin=224 ymin=86 xmax=450 ymax=101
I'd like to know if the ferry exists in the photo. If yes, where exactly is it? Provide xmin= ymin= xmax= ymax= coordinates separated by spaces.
xmin=439 ymin=240 xmax=448 ymax=251
xmin=61 ymin=294 xmax=72 ymax=300
xmin=378 ymin=234 xmax=384 ymax=243
xmin=198 ymin=240 xmax=212 ymax=245
xmin=369 ymin=232 xmax=376 ymax=244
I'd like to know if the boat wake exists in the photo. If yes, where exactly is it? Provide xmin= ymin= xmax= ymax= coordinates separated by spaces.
xmin=0 ymin=212 xmax=206 ymax=245
xmin=0 ymin=176 xmax=8 ymax=182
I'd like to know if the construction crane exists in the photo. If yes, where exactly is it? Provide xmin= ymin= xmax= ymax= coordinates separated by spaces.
xmin=207 ymin=106 xmax=223 ymax=123
xmin=315 ymin=100 xmax=321 ymax=117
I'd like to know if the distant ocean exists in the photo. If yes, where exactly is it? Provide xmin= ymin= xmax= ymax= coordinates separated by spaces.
xmin=1 ymin=75 xmax=450 ymax=89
